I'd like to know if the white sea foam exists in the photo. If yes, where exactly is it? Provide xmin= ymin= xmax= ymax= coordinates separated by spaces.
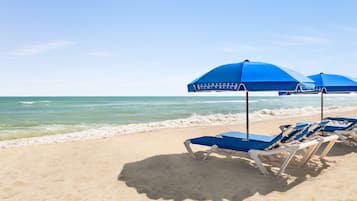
xmin=20 ymin=101 xmax=34 ymax=105
xmin=199 ymin=100 xmax=259 ymax=104
xmin=20 ymin=100 xmax=52 ymax=105
xmin=1 ymin=105 xmax=356 ymax=149
xmin=80 ymin=100 xmax=259 ymax=107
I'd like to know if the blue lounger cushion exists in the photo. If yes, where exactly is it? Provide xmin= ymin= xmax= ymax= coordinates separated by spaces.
xmin=325 ymin=116 xmax=357 ymax=123
xmin=324 ymin=124 xmax=350 ymax=132
xmin=219 ymin=132 xmax=274 ymax=142
xmin=190 ymin=136 xmax=274 ymax=152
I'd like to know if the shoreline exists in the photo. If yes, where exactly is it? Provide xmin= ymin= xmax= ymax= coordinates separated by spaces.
xmin=1 ymin=107 xmax=357 ymax=149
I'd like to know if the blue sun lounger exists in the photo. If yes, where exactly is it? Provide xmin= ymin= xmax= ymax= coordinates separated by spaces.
xmin=323 ymin=116 xmax=357 ymax=144
xmin=184 ymin=122 xmax=323 ymax=176
xmin=219 ymin=120 xmax=338 ymax=162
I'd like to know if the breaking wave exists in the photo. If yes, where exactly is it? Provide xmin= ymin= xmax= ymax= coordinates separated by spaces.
xmin=20 ymin=100 xmax=52 ymax=105
xmin=1 ymin=105 xmax=356 ymax=148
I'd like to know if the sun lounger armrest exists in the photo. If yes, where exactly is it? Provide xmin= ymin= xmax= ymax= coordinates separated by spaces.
xmin=279 ymin=124 xmax=291 ymax=131
xmin=316 ymin=134 xmax=339 ymax=143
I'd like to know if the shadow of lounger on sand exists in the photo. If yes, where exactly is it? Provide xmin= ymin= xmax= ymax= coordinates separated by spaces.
xmin=118 ymin=153 xmax=330 ymax=201
xmin=316 ymin=142 xmax=357 ymax=156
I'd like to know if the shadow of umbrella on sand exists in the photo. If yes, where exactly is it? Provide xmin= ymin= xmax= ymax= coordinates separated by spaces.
xmin=118 ymin=153 xmax=329 ymax=201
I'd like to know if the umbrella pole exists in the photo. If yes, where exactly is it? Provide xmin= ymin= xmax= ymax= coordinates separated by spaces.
xmin=321 ymin=91 xmax=324 ymax=121
xmin=246 ymin=91 xmax=249 ymax=139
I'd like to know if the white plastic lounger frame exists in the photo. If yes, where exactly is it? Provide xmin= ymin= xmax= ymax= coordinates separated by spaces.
xmin=184 ymin=138 xmax=320 ymax=176
xmin=249 ymin=139 xmax=319 ymax=176
xmin=297 ymin=122 xmax=340 ymax=164
xmin=325 ymin=119 xmax=357 ymax=145
xmin=299 ymin=134 xmax=339 ymax=165
xmin=334 ymin=128 xmax=357 ymax=145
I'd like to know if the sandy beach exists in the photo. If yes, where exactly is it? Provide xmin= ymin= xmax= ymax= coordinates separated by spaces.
xmin=3 ymin=0 xmax=357 ymax=200
xmin=0 ymin=109 xmax=356 ymax=201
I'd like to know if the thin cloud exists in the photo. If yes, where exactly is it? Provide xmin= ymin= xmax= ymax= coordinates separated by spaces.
xmin=341 ymin=26 xmax=357 ymax=32
xmin=277 ymin=35 xmax=329 ymax=46
xmin=289 ymin=35 xmax=328 ymax=44
xmin=4 ymin=40 xmax=75 ymax=56
xmin=88 ymin=51 xmax=112 ymax=57
xmin=219 ymin=45 xmax=264 ymax=53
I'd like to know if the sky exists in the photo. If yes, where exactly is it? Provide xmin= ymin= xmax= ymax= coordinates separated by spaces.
xmin=1 ymin=0 xmax=357 ymax=96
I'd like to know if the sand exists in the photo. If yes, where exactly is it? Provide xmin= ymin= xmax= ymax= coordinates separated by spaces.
xmin=0 ymin=110 xmax=357 ymax=201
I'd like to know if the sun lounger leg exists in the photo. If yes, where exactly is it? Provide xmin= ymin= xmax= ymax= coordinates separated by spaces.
xmin=334 ymin=132 xmax=350 ymax=144
xmin=300 ymin=143 xmax=319 ymax=165
xmin=248 ymin=150 xmax=269 ymax=176
xmin=184 ymin=140 xmax=196 ymax=159
xmin=277 ymin=149 xmax=298 ymax=176
xmin=203 ymin=145 xmax=218 ymax=160
xmin=320 ymin=139 xmax=337 ymax=158
xmin=351 ymin=133 xmax=357 ymax=143
xmin=301 ymin=143 xmax=320 ymax=165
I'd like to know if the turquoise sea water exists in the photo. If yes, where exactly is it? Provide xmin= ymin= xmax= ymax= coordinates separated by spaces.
xmin=1 ymin=95 xmax=357 ymax=140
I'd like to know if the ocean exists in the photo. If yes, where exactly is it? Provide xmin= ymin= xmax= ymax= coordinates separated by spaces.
xmin=1 ymin=95 xmax=357 ymax=140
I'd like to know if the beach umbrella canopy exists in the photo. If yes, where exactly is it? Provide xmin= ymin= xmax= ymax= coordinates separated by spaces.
xmin=308 ymin=72 xmax=357 ymax=120
xmin=309 ymin=73 xmax=357 ymax=93
xmin=188 ymin=60 xmax=314 ymax=92
xmin=187 ymin=60 xmax=315 ymax=139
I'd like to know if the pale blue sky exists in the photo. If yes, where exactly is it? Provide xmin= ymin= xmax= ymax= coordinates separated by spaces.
xmin=1 ymin=0 xmax=357 ymax=96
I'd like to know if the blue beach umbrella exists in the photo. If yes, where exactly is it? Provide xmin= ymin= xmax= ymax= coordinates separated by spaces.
xmin=187 ymin=60 xmax=314 ymax=139
xmin=308 ymin=72 xmax=357 ymax=120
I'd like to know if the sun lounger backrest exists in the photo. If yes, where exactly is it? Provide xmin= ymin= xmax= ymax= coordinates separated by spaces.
xmin=265 ymin=122 xmax=310 ymax=150
xmin=304 ymin=120 xmax=330 ymax=138
xmin=292 ymin=122 xmax=317 ymax=140
xmin=324 ymin=117 xmax=357 ymax=131
xmin=281 ymin=122 xmax=311 ymax=143
xmin=325 ymin=117 xmax=357 ymax=123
